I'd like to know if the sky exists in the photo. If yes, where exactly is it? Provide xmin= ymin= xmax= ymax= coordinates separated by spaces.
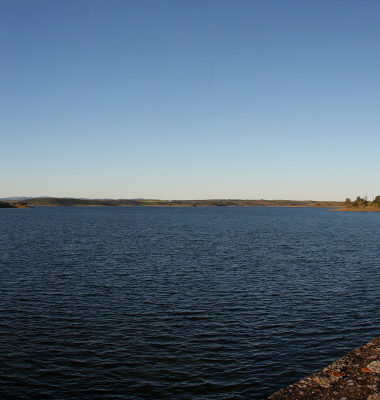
xmin=1 ymin=0 xmax=379 ymax=200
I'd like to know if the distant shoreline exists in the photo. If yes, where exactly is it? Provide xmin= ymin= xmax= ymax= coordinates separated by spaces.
xmin=2 ymin=197 xmax=345 ymax=208
xmin=24 ymin=204 xmax=338 ymax=208
xmin=332 ymin=207 xmax=380 ymax=212
xmin=0 ymin=201 xmax=31 ymax=209
xmin=7 ymin=197 xmax=380 ymax=210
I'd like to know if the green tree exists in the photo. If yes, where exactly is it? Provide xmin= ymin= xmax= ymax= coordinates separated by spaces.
xmin=373 ymin=196 xmax=380 ymax=208
xmin=352 ymin=196 xmax=360 ymax=207
xmin=353 ymin=196 xmax=368 ymax=207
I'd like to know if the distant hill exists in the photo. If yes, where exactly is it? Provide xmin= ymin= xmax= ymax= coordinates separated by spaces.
xmin=0 ymin=197 xmax=33 ymax=201
xmin=23 ymin=197 xmax=344 ymax=208
xmin=0 ymin=196 xmax=53 ymax=201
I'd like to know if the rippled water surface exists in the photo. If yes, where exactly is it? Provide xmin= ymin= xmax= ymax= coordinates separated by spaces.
xmin=1 ymin=206 xmax=380 ymax=399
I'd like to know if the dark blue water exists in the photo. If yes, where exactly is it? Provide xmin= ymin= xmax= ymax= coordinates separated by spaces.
xmin=1 ymin=206 xmax=380 ymax=399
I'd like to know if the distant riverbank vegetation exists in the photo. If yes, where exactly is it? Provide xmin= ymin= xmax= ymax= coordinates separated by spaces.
xmin=0 ymin=201 xmax=29 ymax=208
xmin=0 ymin=201 xmax=16 ymax=208
xmin=2 ymin=197 xmax=344 ymax=208
xmin=344 ymin=196 xmax=380 ymax=209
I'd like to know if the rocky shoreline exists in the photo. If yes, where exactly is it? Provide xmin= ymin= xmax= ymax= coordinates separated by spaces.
xmin=267 ymin=337 xmax=380 ymax=399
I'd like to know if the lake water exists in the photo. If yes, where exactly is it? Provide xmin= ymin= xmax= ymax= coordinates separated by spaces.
xmin=1 ymin=206 xmax=380 ymax=399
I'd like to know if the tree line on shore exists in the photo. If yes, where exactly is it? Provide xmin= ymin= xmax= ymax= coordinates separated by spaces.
xmin=0 ymin=201 xmax=16 ymax=208
xmin=0 ymin=201 xmax=29 ymax=208
xmin=3 ymin=196 xmax=379 ymax=209
xmin=1 ymin=197 xmax=345 ymax=208
xmin=345 ymin=196 xmax=380 ymax=208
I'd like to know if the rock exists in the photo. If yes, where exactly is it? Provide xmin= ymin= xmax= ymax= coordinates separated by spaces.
xmin=267 ymin=337 xmax=380 ymax=399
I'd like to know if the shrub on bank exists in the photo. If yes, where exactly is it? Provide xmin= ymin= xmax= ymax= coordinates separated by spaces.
xmin=345 ymin=196 xmax=380 ymax=208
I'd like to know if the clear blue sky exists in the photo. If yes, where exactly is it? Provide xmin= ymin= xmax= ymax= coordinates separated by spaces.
xmin=1 ymin=0 xmax=379 ymax=200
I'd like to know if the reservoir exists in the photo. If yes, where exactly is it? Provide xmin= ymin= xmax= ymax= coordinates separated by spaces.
xmin=1 ymin=206 xmax=379 ymax=399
